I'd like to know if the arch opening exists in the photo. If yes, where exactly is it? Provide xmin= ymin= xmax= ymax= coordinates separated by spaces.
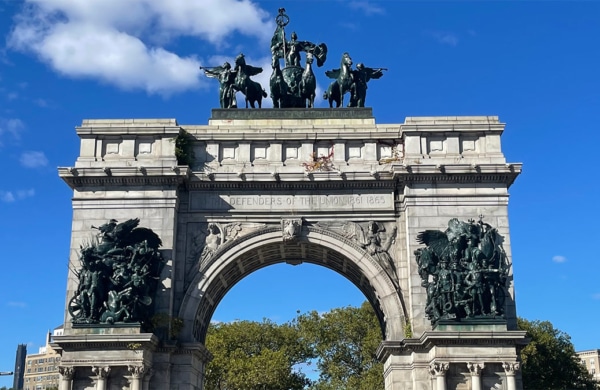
xmin=180 ymin=228 xmax=406 ymax=344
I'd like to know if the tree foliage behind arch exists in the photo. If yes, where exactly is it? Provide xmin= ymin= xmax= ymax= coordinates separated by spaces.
xmin=204 ymin=302 xmax=384 ymax=390
xmin=518 ymin=318 xmax=598 ymax=390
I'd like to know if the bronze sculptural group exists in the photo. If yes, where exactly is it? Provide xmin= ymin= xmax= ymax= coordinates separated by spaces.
xmin=69 ymin=218 xmax=164 ymax=328
xmin=200 ymin=8 xmax=386 ymax=109
xmin=414 ymin=217 xmax=510 ymax=324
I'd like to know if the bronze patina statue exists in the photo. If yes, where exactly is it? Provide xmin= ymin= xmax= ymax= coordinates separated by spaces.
xmin=201 ymin=55 xmax=267 ymax=109
xmin=414 ymin=217 xmax=510 ymax=324
xmin=323 ymin=52 xmax=354 ymax=108
xmin=324 ymin=55 xmax=386 ymax=108
xmin=349 ymin=63 xmax=386 ymax=107
xmin=233 ymin=53 xmax=267 ymax=108
xmin=69 ymin=218 xmax=164 ymax=328
xmin=200 ymin=62 xmax=237 ymax=109
xmin=270 ymin=8 xmax=327 ymax=108
xmin=200 ymin=8 xmax=387 ymax=109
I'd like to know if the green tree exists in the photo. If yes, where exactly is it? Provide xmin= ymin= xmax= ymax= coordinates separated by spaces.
xmin=296 ymin=301 xmax=384 ymax=390
xmin=518 ymin=318 xmax=599 ymax=390
xmin=204 ymin=319 xmax=313 ymax=390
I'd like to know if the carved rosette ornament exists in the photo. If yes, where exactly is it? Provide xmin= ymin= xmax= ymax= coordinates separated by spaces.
xmin=415 ymin=216 xmax=510 ymax=324
xmin=282 ymin=218 xmax=303 ymax=242
xmin=69 ymin=218 xmax=165 ymax=328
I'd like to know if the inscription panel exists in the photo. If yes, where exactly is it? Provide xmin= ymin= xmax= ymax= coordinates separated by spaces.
xmin=190 ymin=191 xmax=394 ymax=212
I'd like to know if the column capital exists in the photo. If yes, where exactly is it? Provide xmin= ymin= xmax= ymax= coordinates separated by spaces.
xmin=502 ymin=361 xmax=520 ymax=375
xmin=58 ymin=366 xmax=75 ymax=380
xmin=429 ymin=361 xmax=449 ymax=377
xmin=467 ymin=362 xmax=485 ymax=375
xmin=92 ymin=365 xmax=111 ymax=378
xmin=128 ymin=364 xmax=147 ymax=379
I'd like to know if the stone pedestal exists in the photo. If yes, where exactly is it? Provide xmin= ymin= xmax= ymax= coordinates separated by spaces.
xmin=377 ymin=322 xmax=526 ymax=390
xmin=52 ymin=327 xmax=157 ymax=390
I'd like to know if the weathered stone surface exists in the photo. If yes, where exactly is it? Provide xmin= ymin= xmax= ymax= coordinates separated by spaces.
xmin=56 ymin=114 xmax=524 ymax=389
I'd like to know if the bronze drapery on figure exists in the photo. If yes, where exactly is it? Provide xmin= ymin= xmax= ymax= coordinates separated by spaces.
xmin=199 ymin=8 xmax=389 ymax=109
xmin=269 ymin=8 xmax=328 ymax=108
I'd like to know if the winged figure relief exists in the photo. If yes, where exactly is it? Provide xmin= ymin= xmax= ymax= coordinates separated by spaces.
xmin=415 ymin=217 xmax=510 ymax=323
xmin=194 ymin=222 xmax=267 ymax=272
xmin=317 ymin=221 xmax=399 ymax=288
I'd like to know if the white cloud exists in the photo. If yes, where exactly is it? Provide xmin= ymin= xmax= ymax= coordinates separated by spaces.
xmin=552 ymin=255 xmax=567 ymax=263
xmin=592 ymin=293 xmax=600 ymax=300
xmin=17 ymin=189 xmax=36 ymax=198
xmin=428 ymin=31 xmax=459 ymax=46
xmin=7 ymin=301 xmax=27 ymax=308
xmin=0 ymin=191 xmax=15 ymax=202
xmin=20 ymin=151 xmax=48 ymax=168
xmin=34 ymin=98 xmax=50 ymax=107
xmin=0 ymin=118 xmax=24 ymax=144
xmin=348 ymin=1 xmax=385 ymax=16
xmin=8 ymin=0 xmax=273 ymax=96
xmin=0 ymin=189 xmax=35 ymax=202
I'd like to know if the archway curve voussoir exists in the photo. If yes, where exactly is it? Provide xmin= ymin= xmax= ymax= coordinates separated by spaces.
xmin=179 ymin=226 xmax=406 ymax=344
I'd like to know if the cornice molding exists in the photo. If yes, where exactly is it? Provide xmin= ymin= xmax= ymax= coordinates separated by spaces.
xmin=58 ymin=163 xmax=521 ymax=190
xmin=376 ymin=330 xmax=528 ymax=361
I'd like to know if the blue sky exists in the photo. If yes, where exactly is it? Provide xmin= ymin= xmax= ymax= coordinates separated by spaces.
xmin=1 ymin=0 xmax=599 ymax=384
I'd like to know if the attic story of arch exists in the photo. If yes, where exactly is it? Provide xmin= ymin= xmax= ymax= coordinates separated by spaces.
xmin=200 ymin=8 xmax=387 ymax=110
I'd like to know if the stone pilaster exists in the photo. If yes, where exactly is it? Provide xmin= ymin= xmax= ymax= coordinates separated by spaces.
xmin=58 ymin=366 xmax=74 ymax=390
xmin=128 ymin=364 xmax=147 ymax=390
xmin=429 ymin=362 xmax=449 ymax=390
xmin=91 ymin=366 xmax=110 ymax=390
xmin=467 ymin=362 xmax=484 ymax=390
xmin=503 ymin=362 xmax=520 ymax=390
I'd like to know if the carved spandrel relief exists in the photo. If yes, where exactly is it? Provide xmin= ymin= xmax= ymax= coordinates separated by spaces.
xmin=191 ymin=222 xmax=267 ymax=272
xmin=315 ymin=220 xmax=399 ymax=288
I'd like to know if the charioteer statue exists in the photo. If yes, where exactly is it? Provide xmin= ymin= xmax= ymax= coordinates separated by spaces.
xmin=200 ymin=8 xmax=387 ymax=109
xmin=270 ymin=8 xmax=328 ymax=108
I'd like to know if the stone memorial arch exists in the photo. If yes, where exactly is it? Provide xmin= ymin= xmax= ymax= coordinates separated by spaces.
xmin=53 ymin=108 xmax=526 ymax=390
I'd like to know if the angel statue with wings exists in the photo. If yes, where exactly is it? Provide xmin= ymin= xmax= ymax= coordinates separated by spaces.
xmin=200 ymin=62 xmax=237 ymax=109
xmin=337 ymin=221 xmax=399 ymax=287
xmin=349 ymin=63 xmax=387 ymax=108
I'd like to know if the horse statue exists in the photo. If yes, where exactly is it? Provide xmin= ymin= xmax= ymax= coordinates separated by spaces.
xmin=234 ymin=53 xmax=267 ymax=108
xmin=299 ymin=52 xmax=316 ymax=108
xmin=270 ymin=60 xmax=288 ymax=108
xmin=269 ymin=8 xmax=328 ymax=108
xmin=323 ymin=52 xmax=354 ymax=108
